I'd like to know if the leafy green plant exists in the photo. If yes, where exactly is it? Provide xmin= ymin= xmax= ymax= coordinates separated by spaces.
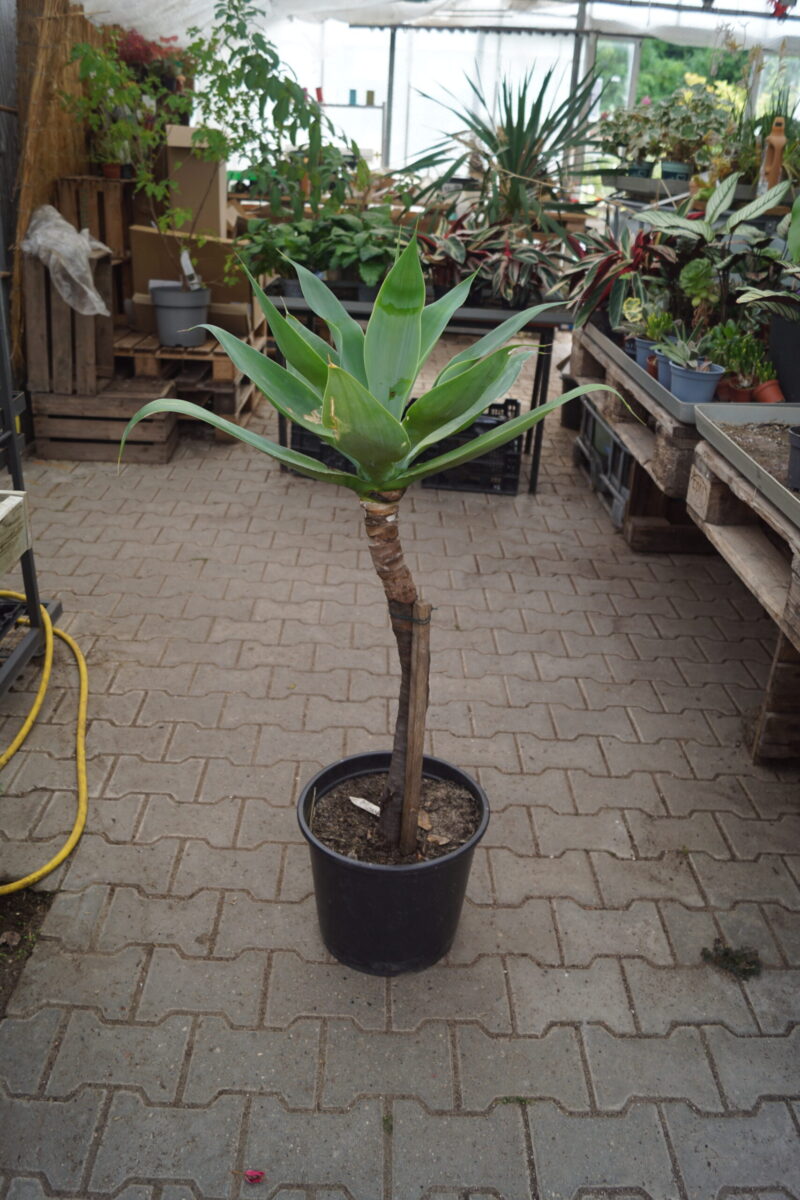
xmin=121 ymin=241 xmax=608 ymax=846
xmin=736 ymin=193 xmax=800 ymax=321
xmin=654 ymin=324 xmax=717 ymax=370
xmin=421 ymin=67 xmax=600 ymax=225
xmin=644 ymin=310 xmax=674 ymax=341
xmin=562 ymin=226 xmax=677 ymax=329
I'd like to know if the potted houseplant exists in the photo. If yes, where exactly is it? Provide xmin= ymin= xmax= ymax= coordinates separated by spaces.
xmin=653 ymin=326 xmax=724 ymax=403
xmin=752 ymin=358 xmax=785 ymax=404
xmin=120 ymin=240 xmax=607 ymax=975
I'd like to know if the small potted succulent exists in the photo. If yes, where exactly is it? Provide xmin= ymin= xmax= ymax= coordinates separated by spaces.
xmin=120 ymin=240 xmax=607 ymax=975
xmin=752 ymin=358 xmax=785 ymax=404
xmin=653 ymin=326 xmax=724 ymax=403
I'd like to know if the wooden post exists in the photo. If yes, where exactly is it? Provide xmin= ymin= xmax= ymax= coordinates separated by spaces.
xmin=399 ymin=600 xmax=432 ymax=857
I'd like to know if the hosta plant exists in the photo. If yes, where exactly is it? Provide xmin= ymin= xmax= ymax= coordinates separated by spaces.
xmin=122 ymin=239 xmax=605 ymax=848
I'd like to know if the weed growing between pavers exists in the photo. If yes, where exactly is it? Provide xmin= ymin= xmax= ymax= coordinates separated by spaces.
xmin=702 ymin=937 xmax=762 ymax=979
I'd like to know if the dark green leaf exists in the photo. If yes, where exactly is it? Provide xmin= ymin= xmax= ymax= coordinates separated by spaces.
xmin=364 ymin=238 xmax=426 ymax=418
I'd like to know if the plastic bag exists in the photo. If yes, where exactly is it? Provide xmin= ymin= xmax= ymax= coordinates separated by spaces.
xmin=21 ymin=205 xmax=111 ymax=317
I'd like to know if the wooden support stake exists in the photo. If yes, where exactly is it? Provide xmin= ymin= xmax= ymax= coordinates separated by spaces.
xmin=399 ymin=599 xmax=432 ymax=857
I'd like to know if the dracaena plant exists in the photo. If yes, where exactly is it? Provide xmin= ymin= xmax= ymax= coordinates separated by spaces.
xmin=121 ymin=239 xmax=604 ymax=847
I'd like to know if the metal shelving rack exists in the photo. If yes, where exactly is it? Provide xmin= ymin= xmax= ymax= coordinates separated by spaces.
xmin=0 ymin=209 xmax=61 ymax=696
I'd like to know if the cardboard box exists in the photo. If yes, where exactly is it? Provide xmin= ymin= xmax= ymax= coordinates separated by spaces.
xmin=130 ymin=225 xmax=250 ymax=303
xmin=164 ymin=125 xmax=227 ymax=239
xmin=132 ymin=292 xmax=257 ymax=338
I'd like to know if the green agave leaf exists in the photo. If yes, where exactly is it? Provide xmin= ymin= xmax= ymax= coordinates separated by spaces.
xmin=238 ymin=262 xmax=328 ymax=394
xmin=418 ymin=274 xmax=475 ymax=367
xmin=364 ymin=238 xmax=426 ymax=418
xmin=286 ymin=258 xmax=367 ymax=383
xmin=392 ymin=385 xmax=615 ymax=487
xmin=705 ymin=172 xmax=740 ymax=226
xmin=199 ymin=324 xmax=333 ymax=439
xmin=119 ymin=399 xmax=366 ymax=493
xmin=725 ymin=180 xmax=790 ymax=231
xmin=403 ymin=346 xmax=530 ymax=459
xmin=637 ymin=211 xmax=712 ymax=241
xmin=436 ymin=301 xmax=561 ymax=384
xmin=287 ymin=313 xmax=340 ymax=367
xmin=323 ymin=364 xmax=411 ymax=477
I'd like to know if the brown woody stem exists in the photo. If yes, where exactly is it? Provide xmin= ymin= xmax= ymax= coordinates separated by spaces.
xmin=360 ymin=490 xmax=420 ymax=845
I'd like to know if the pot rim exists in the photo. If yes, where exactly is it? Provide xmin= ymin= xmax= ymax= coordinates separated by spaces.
xmin=297 ymin=751 xmax=490 ymax=875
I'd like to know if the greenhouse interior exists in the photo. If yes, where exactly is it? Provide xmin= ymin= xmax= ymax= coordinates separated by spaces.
xmin=1 ymin=0 xmax=800 ymax=1195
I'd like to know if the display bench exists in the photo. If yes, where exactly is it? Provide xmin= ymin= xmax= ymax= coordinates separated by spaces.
xmin=688 ymin=406 xmax=800 ymax=761
xmin=570 ymin=323 xmax=708 ymax=553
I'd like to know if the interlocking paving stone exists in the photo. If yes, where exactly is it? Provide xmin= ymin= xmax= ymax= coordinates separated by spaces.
xmin=690 ymin=855 xmax=800 ymax=909
xmin=626 ymin=811 xmax=729 ymax=858
xmin=182 ymin=1015 xmax=320 ymax=1106
xmin=489 ymin=849 xmax=600 ymax=905
xmin=479 ymin=805 xmax=536 ymax=853
xmin=322 ymin=1019 xmax=453 ymax=1109
xmin=0 ymin=1008 xmax=63 ymax=1094
xmin=583 ymin=1026 xmax=722 ymax=1111
xmin=244 ymin=1097 xmax=383 ymax=1200
xmin=5 ymin=943 xmax=147 ymax=1020
xmin=705 ymin=1026 xmax=800 ymax=1107
xmin=569 ymin=770 xmax=666 ymax=815
xmin=554 ymin=900 xmax=673 ymax=966
xmin=716 ymin=902 xmax=783 ymax=967
xmin=170 ymin=842 xmax=284 ymax=900
xmin=5 ymin=1182 xmax=154 ymax=1200
xmin=591 ymin=851 xmax=705 ymax=906
xmin=392 ymin=957 xmax=512 ymax=1033
xmin=61 ymin=834 xmax=181 ymax=892
xmin=623 ymin=961 xmax=756 ymax=1033
xmin=448 ymin=898 xmax=560 ymax=963
xmin=763 ymin=905 xmax=800 ymax=965
xmin=47 ymin=1010 xmax=190 ymax=1101
xmin=744 ymin=969 xmax=800 ymax=1033
xmin=237 ymin=797 xmax=307 ymax=845
xmin=658 ymin=901 xmax=719 ymax=965
xmin=90 ymin=1091 xmax=245 ymax=1196
xmin=136 ymin=948 xmax=266 ymax=1024
xmin=664 ymin=1101 xmax=800 ymax=1200
xmin=97 ymin=887 xmax=219 ymax=954
xmin=266 ymin=952 xmax=386 ymax=1029
xmin=392 ymin=1099 xmax=531 ymax=1200
xmin=0 ymin=1090 xmax=103 ymax=1189
xmin=477 ymin=766 xmax=574 ymax=813
xmin=527 ymin=1101 xmax=679 ymax=1200
xmin=213 ymin=894 xmax=324 ymax=958
xmin=531 ymin=810 xmax=633 ymax=857
xmin=136 ymin=796 xmax=241 ymax=845
xmin=716 ymin=814 xmax=800 ymax=858
xmin=457 ymin=1025 xmax=589 ymax=1111
xmin=507 ymin=958 xmax=635 ymax=1034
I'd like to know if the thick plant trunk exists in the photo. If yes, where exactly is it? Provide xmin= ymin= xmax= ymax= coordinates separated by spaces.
xmin=361 ymin=489 xmax=421 ymax=845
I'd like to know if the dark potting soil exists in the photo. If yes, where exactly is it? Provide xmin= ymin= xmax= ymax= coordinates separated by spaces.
xmin=0 ymin=888 xmax=53 ymax=1017
xmin=717 ymin=422 xmax=792 ymax=488
xmin=310 ymin=772 xmax=480 ymax=866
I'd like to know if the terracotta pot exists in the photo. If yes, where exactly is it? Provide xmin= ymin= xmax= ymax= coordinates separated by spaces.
xmin=729 ymin=384 xmax=754 ymax=403
xmin=646 ymin=353 xmax=658 ymax=379
xmin=753 ymin=379 xmax=785 ymax=404
xmin=715 ymin=375 xmax=735 ymax=403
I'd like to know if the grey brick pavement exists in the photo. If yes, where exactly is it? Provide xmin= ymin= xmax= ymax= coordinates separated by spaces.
xmin=1 ymin=332 xmax=799 ymax=1198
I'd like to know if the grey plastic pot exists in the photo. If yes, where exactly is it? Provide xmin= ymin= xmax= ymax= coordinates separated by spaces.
xmin=633 ymin=337 xmax=655 ymax=368
xmin=661 ymin=160 xmax=690 ymax=180
xmin=150 ymin=284 xmax=210 ymax=348
xmin=653 ymin=349 xmax=672 ymax=388
xmin=669 ymin=362 xmax=724 ymax=404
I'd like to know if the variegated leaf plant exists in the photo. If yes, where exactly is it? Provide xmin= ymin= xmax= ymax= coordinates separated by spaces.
xmin=122 ymin=238 xmax=611 ymax=846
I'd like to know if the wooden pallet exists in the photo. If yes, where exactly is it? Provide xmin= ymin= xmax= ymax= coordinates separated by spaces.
xmin=24 ymin=251 xmax=114 ymax=396
xmin=113 ymin=320 xmax=267 ymax=383
xmin=31 ymin=377 xmax=179 ymax=464
xmin=687 ymin=440 xmax=800 ymax=760
xmin=57 ymin=176 xmax=134 ymax=260
xmin=571 ymin=327 xmax=708 ymax=554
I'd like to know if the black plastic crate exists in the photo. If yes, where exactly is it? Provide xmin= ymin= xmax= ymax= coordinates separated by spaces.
xmin=420 ymin=399 xmax=522 ymax=495
xmin=573 ymin=396 xmax=632 ymax=527
xmin=289 ymin=422 xmax=353 ymax=474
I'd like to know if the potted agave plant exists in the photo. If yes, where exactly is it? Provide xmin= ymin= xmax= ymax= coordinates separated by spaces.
xmin=121 ymin=240 xmax=603 ymax=975
xmin=653 ymin=325 xmax=724 ymax=404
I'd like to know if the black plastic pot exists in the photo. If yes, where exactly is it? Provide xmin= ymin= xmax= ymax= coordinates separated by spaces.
xmin=789 ymin=426 xmax=800 ymax=492
xmin=770 ymin=316 xmax=800 ymax=404
xmin=297 ymin=752 xmax=489 ymax=976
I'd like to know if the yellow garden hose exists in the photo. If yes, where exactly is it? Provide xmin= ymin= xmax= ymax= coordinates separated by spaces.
xmin=0 ymin=592 xmax=88 ymax=894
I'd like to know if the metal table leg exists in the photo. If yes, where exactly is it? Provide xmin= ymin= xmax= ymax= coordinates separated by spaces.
xmin=525 ymin=328 xmax=554 ymax=495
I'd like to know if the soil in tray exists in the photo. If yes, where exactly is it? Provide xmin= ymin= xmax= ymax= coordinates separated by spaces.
xmin=717 ymin=422 xmax=794 ymax=489
xmin=310 ymin=772 xmax=480 ymax=866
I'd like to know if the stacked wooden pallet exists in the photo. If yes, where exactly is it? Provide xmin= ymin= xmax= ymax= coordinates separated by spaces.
xmin=56 ymin=176 xmax=135 ymax=326
xmin=31 ymin=377 xmax=179 ymax=464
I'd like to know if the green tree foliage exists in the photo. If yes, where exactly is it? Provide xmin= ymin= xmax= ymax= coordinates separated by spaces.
xmin=636 ymin=38 xmax=748 ymax=103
